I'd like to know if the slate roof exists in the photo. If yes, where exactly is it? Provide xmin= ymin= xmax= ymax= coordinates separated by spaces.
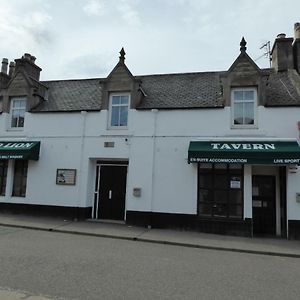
xmin=137 ymin=72 xmax=224 ymax=109
xmin=265 ymin=70 xmax=300 ymax=106
xmin=33 ymin=79 xmax=102 ymax=112
xmin=30 ymin=68 xmax=300 ymax=112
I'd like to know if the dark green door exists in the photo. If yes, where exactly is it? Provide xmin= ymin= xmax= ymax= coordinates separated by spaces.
xmin=252 ymin=176 xmax=276 ymax=236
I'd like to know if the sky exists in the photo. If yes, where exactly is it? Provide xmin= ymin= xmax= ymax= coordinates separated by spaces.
xmin=0 ymin=0 xmax=300 ymax=81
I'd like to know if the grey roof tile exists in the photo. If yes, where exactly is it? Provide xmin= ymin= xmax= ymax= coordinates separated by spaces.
xmin=265 ymin=70 xmax=300 ymax=106
xmin=137 ymin=72 xmax=224 ymax=109
xmin=30 ymin=68 xmax=300 ymax=112
xmin=33 ymin=79 xmax=102 ymax=112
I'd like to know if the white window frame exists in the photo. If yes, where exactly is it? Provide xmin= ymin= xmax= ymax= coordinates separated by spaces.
xmin=10 ymin=97 xmax=26 ymax=129
xmin=108 ymin=93 xmax=130 ymax=129
xmin=231 ymin=87 xmax=257 ymax=129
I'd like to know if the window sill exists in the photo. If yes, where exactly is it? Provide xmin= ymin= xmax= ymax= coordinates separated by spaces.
xmin=6 ymin=128 xmax=24 ymax=132
xmin=107 ymin=126 xmax=128 ymax=130
xmin=231 ymin=124 xmax=258 ymax=129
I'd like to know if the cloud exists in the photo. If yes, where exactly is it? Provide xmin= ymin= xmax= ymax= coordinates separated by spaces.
xmin=0 ymin=1 xmax=53 ymax=51
xmin=82 ymin=0 xmax=141 ymax=26
xmin=83 ymin=0 xmax=105 ymax=16
xmin=118 ymin=0 xmax=141 ymax=26
xmin=62 ymin=52 xmax=115 ymax=79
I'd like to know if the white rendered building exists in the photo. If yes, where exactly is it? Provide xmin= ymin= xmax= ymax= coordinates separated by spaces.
xmin=1 ymin=25 xmax=300 ymax=239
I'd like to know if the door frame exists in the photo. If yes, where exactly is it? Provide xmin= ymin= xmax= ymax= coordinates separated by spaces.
xmin=92 ymin=160 xmax=128 ymax=220
xmin=251 ymin=166 xmax=288 ymax=237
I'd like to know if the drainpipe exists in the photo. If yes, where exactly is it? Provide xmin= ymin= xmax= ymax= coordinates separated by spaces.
xmin=150 ymin=109 xmax=158 ymax=228
xmin=76 ymin=110 xmax=87 ymax=221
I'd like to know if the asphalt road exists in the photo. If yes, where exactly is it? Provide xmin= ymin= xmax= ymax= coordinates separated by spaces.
xmin=0 ymin=225 xmax=299 ymax=300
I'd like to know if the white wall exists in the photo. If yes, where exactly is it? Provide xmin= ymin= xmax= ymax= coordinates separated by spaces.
xmin=0 ymin=105 xmax=300 ymax=221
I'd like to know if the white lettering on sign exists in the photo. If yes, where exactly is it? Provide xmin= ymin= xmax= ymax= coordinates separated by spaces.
xmin=211 ymin=143 xmax=275 ymax=150
xmin=1 ymin=142 xmax=33 ymax=149
xmin=220 ymin=144 xmax=231 ymax=150
xmin=190 ymin=157 xmax=247 ymax=163
xmin=274 ymin=159 xmax=300 ymax=164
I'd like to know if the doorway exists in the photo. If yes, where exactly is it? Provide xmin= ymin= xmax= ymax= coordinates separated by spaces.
xmin=252 ymin=175 xmax=276 ymax=236
xmin=92 ymin=162 xmax=128 ymax=220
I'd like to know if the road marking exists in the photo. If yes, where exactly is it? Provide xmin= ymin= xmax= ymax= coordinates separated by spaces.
xmin=0 ymin=287 xmax=67 ymax=300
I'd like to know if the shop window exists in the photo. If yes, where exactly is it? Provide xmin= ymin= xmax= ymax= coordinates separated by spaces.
xmin=12 ymin=160 xmax=28 ymax=197
xmin=198 ymin=163 xmax=243 ymax=219
xmin=0 ymin=160 xmax=8 ymax=196
xmin=231 ymin=88 xmax=257 ymax=127
xmin=108 ymin=94 xmax=129 ymax=128
xmin=10 ymin=98 xmax=26 ymax=128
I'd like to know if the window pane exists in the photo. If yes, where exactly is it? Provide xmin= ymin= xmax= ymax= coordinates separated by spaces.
xmin=18 ymin=116 xmax=25 ymax=127
xmin=112 ymin=96 xmax=121 ymax=105
xmin=12 ymin=160 xmax=28 ymax=197
xmin=234 ymin=103 xmax=243 ymax=124
xmin=199 ymin=189 xmax=212 ymax=202
xmin=111 ymin=106 xmax=120 ymax=126
xmin=199 ymin=174 xmax=213 ymax=188
xmin=120 ymin=106 xmax=128 ymax=126
xmin=198 ymin=163 xmax=244 ymax=219
xmin=11 ymin=99 xmax=26 ymax=128
xmin=120 ymin=96 xmax=129 ymax=104
xmin=229 ymin=205 xmax=243 ymax=218
xmin=11 ymin=116 xmax=18 ymax=127
xmin=244 ymin=91 xmax=254 ymax=100
xmin=213 ymin=203 xmax=227 ymax=217
xmin=233 ymin=91 xmax=243 ymax=101
xmin=110 ymin=95 xmax=129 ymax=127
xmin=214 ymin=175 xmax=227 ymax=189
xmin=214 ymin=190 xmax=227 ymax=203
xmin=229 ymin=190 xmax=242 ymax=204
xmin=199 ymin=203 xmax=211 ymax=216
xmin=244 ymin=102 xmax=254 ymax=124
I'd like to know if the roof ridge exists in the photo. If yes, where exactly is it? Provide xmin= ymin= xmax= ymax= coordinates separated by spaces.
xmin=41 ymin=77 xmax=103 ymax=83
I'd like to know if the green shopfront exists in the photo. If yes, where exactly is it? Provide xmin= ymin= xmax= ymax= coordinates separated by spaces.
xmin=188 ymin=140 xmax=300 ymax=238
xmin=0 ymin=141 xmax=40 ymax=199
xmin=0 ymin=142 xmax=40 ymax=160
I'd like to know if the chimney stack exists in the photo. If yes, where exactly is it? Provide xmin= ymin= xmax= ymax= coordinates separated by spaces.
xmin=271 ymin=33 xmax=294 ymax=71
xmin=293 ymin=22 xmax=300 ymax=74
xmin=1 ymin=58 xmax=8 ymax=75
xmin=14 ymin=53 xmax=42 ymax=80
xmin=294 ymin=23 xmax=300 ymax=39
xmin=9 ymin=61 xmax=15 ymax=77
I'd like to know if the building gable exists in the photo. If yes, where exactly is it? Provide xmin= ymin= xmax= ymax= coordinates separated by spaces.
xmin=101 ymin=48 xmax=143 ymax=109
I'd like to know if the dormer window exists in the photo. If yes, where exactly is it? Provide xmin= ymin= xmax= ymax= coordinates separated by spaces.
xmin=10 ymin=98 xmax=26 ymax=128
xmin=231 ymin=88 xmax=257 ymax=127
xmin=109 ymin=94 xmax=129 ymax=128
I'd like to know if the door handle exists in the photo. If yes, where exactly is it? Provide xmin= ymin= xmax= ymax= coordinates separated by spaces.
xmin=109 ymin=190 xmax=112 ymax=199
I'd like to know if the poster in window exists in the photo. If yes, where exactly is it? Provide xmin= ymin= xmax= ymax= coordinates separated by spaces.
xmin=230 ymin=176 xmax=241 ymax=189
xmin=56 ymin=169 xmax=76 ymax=185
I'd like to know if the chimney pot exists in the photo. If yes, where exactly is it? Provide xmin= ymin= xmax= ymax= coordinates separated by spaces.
xmin=277 ymin=33 xmax=286 ymax=39
xmin=294 ymin=23 xmax=300 ymax=39
xmin=1 ymin=58 xmax=8 ymax=74
xmin=23 ymin=53 xmax=32 ymax=60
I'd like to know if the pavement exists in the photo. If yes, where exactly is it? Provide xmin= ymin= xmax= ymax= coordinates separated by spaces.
xmin=0 ymin=212 xmax=300 ymax=258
